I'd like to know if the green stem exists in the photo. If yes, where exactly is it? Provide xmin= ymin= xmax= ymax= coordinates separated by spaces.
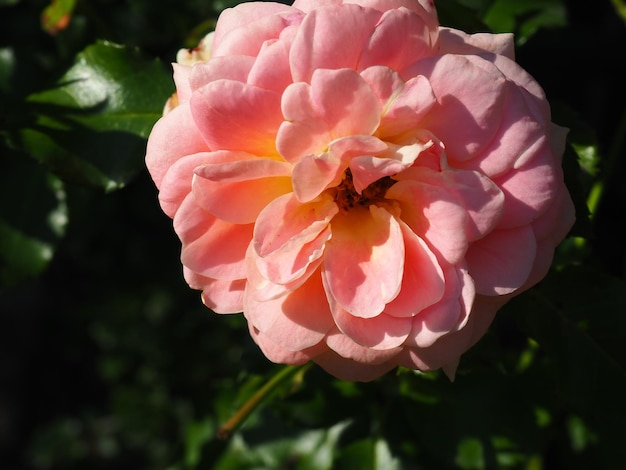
xmin=217 ymin=363 xmax=311 ymax=440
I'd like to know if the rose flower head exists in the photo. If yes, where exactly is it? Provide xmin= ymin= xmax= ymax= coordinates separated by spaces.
xmin=146 ymin=0 xmax=575 ymax=381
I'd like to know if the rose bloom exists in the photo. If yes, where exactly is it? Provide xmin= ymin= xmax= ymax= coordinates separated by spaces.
xmin=146 ymin=0 xmax=574 ymax=381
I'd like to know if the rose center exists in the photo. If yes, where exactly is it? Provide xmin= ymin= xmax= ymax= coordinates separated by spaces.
xmin=334 ymin=169 xmax=396 ymax=212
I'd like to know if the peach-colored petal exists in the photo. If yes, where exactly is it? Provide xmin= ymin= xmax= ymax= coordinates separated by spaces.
xmin=291 ymin=0 xmax=341 ymax=13
xmin=323 ymin=206 xmax=404 ymax=318
xmin=349 ymin=139 xmax=431 ymax=192
xmin=465 ymin=226 xmax=536 ymax=295
xmin=188 ymin=55 xmax=255 ymax=92
xmin=190 ymin=80 xmax=282 ymax=156
xmin=257 ymin=220 xmax=330 ymax=286
xmin=384 ymin=221 xmax=445 ymax=317
xmin=489 ymin=54 xmax=550 ymax=126
xmin=289 ymin=4 xmax=383 ymax=82
xmin=314 ymin=348 xmax=398 ymax=382
xmin=532 ymin=182 xmax=575 ymax=243
xmin=405 ymin=267 xmax=475 ymax=348
xmin=403 ymin=54 xmax=507 ymax=161
xmin=438 ymin=27 xmax=515 ymax=60
xmin=254 ymin=193 xmax=338 ymax=258
xmin=253 ymin=194 xmax=337 ymax=284
xmin=492 ymin=147 xmax=558 ymax=229
xmin=358 ymin=6 xmax=437 ymax=71
xmin=325 ymin=327 xmax=403 ymax=362
xmin=146 ymin=103 xmax=208 ymax=188
xmin=161 ymin=149 xmax=254 ymax=220
xmin=398 ymin=293 xmax=504 ymax=376
xmin=374 ymin=73 xmax=436 ymax=138
xmin=175 ymin=196 xmax=253 ymax=281
xmin=249 ymin=325 xmax=327 ymax=365
xmin=244 ymin=271 xmax=334 ymax=350
xmin=212 ymin=3 xmax=303 ymax=57
xmin=192 ymin=155 xmax=293 ymax=224
xmin=441 ymin=169 xmax=505 ymax=241
xmin=387 ymin=174 xmax=469 ymax=264
xmin=292 ymin=135 xmax=388 ymax=202
xmin=194 ymin=156 xmax=292 ymax=182
xmin=246 ymin=242 xmax=325 ymax=308
xmin=158 ymin=152 xmax=211 ymax=218
xmin=184 ymin=267 xmax=245 ymax=314
xmin=451 ymin=82 xmax=547 ymax=178
xmin=331 ymin=306 xmax=412 ymax=349
xmin=247 ymin=36 xmax=293 ymax=94
xmin=172 ymin=63 xmax=193 ymax=104
xmin=277 ymin=68 xmax=381 ymax=162
xmin=347 ymin=0 xmax=439 ymax=42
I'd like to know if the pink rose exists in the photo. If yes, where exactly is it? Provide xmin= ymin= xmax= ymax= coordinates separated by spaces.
xmin=146 ymin=0 xmax=574 ymax=381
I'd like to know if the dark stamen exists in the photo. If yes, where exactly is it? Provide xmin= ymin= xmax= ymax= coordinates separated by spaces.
xmin=334 ymin=169 xmax=396 ymax=212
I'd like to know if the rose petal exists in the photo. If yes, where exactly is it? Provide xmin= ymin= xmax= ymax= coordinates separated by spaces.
xmin=358 ymin=6 xmax=437 ymax=71
xmin=184 ymin=267 xmax=245 ymax=314
xmin=331 ymin=306 xmax=412 ymax=349
xmin=175 ymin=196 xmax=253 ymax=281
xmin=253 ymin=193 xmax=338 ymax=284
xmin=452 ymin=80 xmax=548 ymax=177
xmin=158 ymin=152 xmax=211 ymax=218
xmin=314 ymin=348 xmax=398 ymax=382
xmin=247 ymin=36 xmax=294 ymax=93
xmin=465 ymin=225 xmax=536 ymax=295
xmin=192 ymin=154 xmax=293 ymax=224
xmin=387 ymin=172 xmax=469 ymax=264
xmin=249 ymin=325 xmax=326 ymax=365
xmin=405 ymin=267 xmax=475 ymax=348
xmin=384 ymin=221 xmax=445 ymax=317
xmin=325 ymin=327 xmax=403 ymax=362
xmin=323 ymin=206 xmax=404 ymax=318
xmin=398 ymin=293 xmax=504 ymax=376
xmin=438 ymin=27 xmax=515 ymax=60
xmin=349 ymin=139 xmax=431 ymax=193
xmin=492 ymin=147 xmax=558 ymax=229
xmin=532 ymin=183 xmax=575 ymax=243
xmin=277 ymin=68 xmax=381 ymax=162
xmin=212 ymin=3 xmax=303 ymax=57
xmin=289 ymin=4 xmax=383 ymax=82
xmin=441 ymin=168 xmax=505 ymax=241
xmin=190 ymin=80 xmax=282 ymax=155
xmin=172 ymin=64 xmax=193 ymax=104
xmin=189 ymin=55 xmax=255 ymax=92
xmin=402 ymin=54 xmax=507 ymax=161
xmin=244 ymin=271 xmax=334 ymax=350
xmin=292 ymin=135 xmax=388 ymax=202
xmin=146 ymin=103 xmax=208 ymax=188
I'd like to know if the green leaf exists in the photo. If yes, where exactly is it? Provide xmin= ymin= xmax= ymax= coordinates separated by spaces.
xmin=515 ymin=266 xmax=626 ymax=465
xmin=455 ymin=438 xmax=484 ymax=470
xmin=483 ymin=0 xmax=566 ymax=44
xmin=336 ymin=437 xmax=401 ymax=470
xmin=213 ymin=420 xmax=351 ymax=470
xmin=183 ymin=417 xmax=215 ymax=468
xmin=0 ymin=150 xmax=68 ymax=288
xmin=5 ymin=40 xmax=173 ymax=191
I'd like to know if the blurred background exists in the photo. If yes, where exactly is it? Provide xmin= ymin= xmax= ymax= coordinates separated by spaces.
xmin=1 ymin=0 xmax=625 ymax=468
